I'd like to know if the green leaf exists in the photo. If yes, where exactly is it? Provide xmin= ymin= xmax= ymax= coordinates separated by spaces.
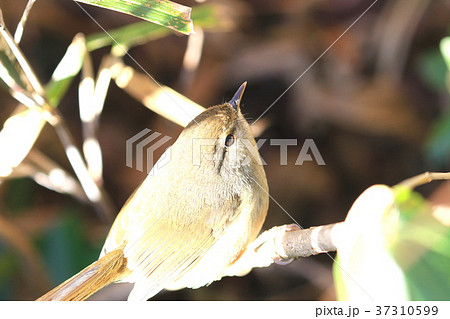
xmin=332 ymin=254 xmax=347 ymax=300
xmin=0 ymin=34 xmax=86 ymax=177
xmin=333 ymin=185 xmax=408 ymax=301
xmin=440 ymin=37 xmax=450 ymax=70
xmin=75 ymin=0 xmax=193 ymax=35
xmin=390 ymin=186 xmax=450 ymax=301
xmin=416 ymin=49 xmax=447 ymax=91
xmin=333 ymin=185 xmax=450 ymax=301
xmin=0 ymin=106 xmax=47 ymax=177
xmin=86 ymin=4 xmax=217 ymax=52
xmin=86 ymin=20 xmax=167 ymax=53
xmin=0 ymin=23 xmax=38 ymax=107
xmin=45 ymin=33 xmax=86 ymax=107
xmin=0 ymin=49 xmax=28 ymax=91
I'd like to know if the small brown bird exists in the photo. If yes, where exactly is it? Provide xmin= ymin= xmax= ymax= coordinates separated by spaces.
xmin=37 ymin=82 xmax=269 ymax=301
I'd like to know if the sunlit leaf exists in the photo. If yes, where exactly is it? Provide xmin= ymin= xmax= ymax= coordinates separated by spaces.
xmin=75 ymin=0 xmax=193 ymax=35
xmin=0 ymin=34 xmax=86 ymax=178
xmin=389 ymin=186 xmax=450 ymax=300
xmin=86 ymin=4 xmax=217 ymax=52
xmin=333 ymin=185 xmax=408 ymax=301
xmin=110 ymin=58 xmax=205 ymax=127
xmin=0 ymin=107 xmax=46 ymax=177
xmin=46 ymin=33 xmax=86 ymax=107
xmin=332 ymin=254 xmax=347 ymax=300
xmin=0 ymin=21 xmax=40 ymax=108
xmin=333 ymin=184 xmax=450 ymax=301
xmin=0 ymin=45 xmax=29 ymax=91
xmin=440 ymin=37 xmax=450 ymax=70
xmin=10 ymin=150 xmax=87 ymax=202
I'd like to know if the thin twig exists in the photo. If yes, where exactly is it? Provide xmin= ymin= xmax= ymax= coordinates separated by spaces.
xmin=226 ymin=171 xmax=450 ymax=274
xmin=47 ymin=110 xmax=115 ymax=221
xmin=14 ymin=0 xmax=37 ymax=44
xmin=20 ymin=150 xmax=88 ymax=203
xmin=398 ymin=171 xmax=450 ymax=189
xmin=79 ymin=48 xmax=106 ymax=184
xmin=0 ymin=8 xmax=45 ymax=99
xmin=0 ymin=14 xmax=114 ymax=220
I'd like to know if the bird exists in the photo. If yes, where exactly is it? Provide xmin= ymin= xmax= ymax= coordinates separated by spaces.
xmin=37 ymin=82 xmax=269 ymax=301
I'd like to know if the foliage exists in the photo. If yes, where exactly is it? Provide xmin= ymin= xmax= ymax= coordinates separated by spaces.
xmin=425 ymin=37 xmax=450 ymax=167
xmin=334 ymin=185 xmax=450 ymax=301
xmin=75 ymin=0 xmax=193 ymax=34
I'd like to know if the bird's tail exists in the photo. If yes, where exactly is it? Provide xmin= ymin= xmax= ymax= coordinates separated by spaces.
xmin=37 ymin=247 xmax=130 ymax=301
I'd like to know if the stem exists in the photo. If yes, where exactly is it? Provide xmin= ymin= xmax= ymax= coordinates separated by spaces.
xmin=398 ymin=172 xmax=450 ymax=189
xmin=44 ymin=108 xmax=115 ymax=222
xmin=14 ymin=0 xmax=37 ymax=44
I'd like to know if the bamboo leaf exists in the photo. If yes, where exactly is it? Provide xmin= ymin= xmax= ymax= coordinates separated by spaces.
xmin=110 ymin=57 xmax=205 ymax=127
xmin=75 ymin=0 xmax=193 ymax=35
xmin=46 ymin=33 xmax=86 ymax=107
xmin=0 ymin=107 xmax=46 ymax=178
xmin=333 ymin=184 xmax=450 ymax=301
xmin=389 ymin=186 xmax=450 ymax=300
xmin=86 ymin=4 xmax=217 ymax=52
xmin=333 ymin=185 xmax=408 ymax=301
xmin=0 ymin=34 xmax=86 ymax=178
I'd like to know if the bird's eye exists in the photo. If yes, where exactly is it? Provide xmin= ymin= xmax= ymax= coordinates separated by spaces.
xmin=225 ymin=134 xmax=235 ymax=147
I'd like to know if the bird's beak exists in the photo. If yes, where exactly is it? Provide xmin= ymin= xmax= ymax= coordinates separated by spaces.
xmin=229 ymin=82 xmax=247 ymax=111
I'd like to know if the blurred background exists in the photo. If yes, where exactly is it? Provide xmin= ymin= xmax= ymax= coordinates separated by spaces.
xmin=0 ymin=0 xmax=449 ymax=300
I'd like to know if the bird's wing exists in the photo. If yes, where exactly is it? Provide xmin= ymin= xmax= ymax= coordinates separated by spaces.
xmin=107 ymin=174 xmax=245 ymax=301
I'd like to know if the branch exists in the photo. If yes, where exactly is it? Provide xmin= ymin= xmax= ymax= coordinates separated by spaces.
xmin=225 ymin=171 xmax=450 ymax=277
xmin=281 ymin=223 xmax=342 ymax=258
xmin=224 ymin=222 xmax=343 ymax=278
xmin=398 ymin=172 xmax=450 ymax=189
